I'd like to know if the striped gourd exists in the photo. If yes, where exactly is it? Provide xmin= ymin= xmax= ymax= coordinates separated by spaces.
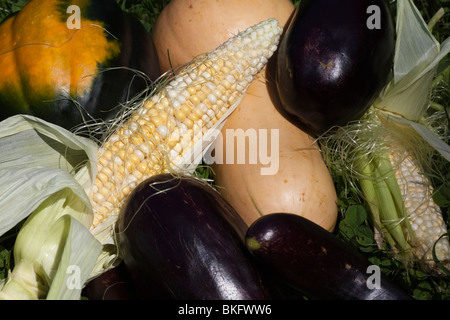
xmin=88 ymin=19 xmax=282 ymax=230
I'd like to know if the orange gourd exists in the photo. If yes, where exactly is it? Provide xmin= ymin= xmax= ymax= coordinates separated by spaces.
xmin=152 ymin=0 xmax=338 ymax=231
xmin=0 ymin=0 xmax=160 ymax=131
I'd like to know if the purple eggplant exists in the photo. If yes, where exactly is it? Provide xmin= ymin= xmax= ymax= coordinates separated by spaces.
xmin=275 ymin=0 xmax=395 ymax=136
xmin=82 ymin=263 xmax=135 ymax=300
xmin=116 ymin=173 xmax=270 ymax=300
xmin=245 ymin=213 xmax=412 ymax=300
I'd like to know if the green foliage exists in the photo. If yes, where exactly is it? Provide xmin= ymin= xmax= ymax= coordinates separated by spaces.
xmin=0 ymin=247 xmax=11 ymax=282
xmin=115 ymin=0 xmax=171 ymax=32
xmin=0 ymin=222 xmax=21 ymax=282
xmin=338 ymin=205 xmax=377 ymax=252
xmin=433 ymin=167 xmax=450 ymax=226
xmin=0 ymin=0 xmax=27 ymax=22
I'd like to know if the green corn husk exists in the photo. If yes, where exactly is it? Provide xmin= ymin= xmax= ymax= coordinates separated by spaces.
xmin=0 ymin=115 xmax=102 ymax=299
xmin=0 ymin=190 xmax=102 ymax=300
xmin=319 ymin=0 xmax=450 ymax=274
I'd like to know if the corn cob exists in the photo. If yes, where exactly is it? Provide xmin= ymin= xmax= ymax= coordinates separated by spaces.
xmin=362 ymin=113 xmax=450 ymax=276
xmin=319 ymin=109 xmax=450 ymax=276
xmin=88 ymin=19 xmax=282 ymax=229
xmin=388 ymin=145 xmax=450 ymax=275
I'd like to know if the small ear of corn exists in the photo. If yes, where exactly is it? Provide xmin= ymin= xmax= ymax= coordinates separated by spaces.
xmin=389 ymin=148 xmax=450 ymax=275
xmin=88 ymin=19 xmax=282 ymax=229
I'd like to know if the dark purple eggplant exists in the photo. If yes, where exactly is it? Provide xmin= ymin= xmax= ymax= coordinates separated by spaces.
xmin=116 ymin=173 xmax=271 ymax=300
xmin=275 ymin=0 xmax=395 ymax=136
xmin=245 ymin=213 xmax=412 ymax=300
xmin=82 ymin=263 xmax=135 ymax=300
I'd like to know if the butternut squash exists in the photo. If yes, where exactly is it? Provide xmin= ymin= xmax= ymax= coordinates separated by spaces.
xmin=152 ymin=0 xmax=338 ymax=231
xmin=153 ymin=0 xmax=295 ymax=72
xmin=211 ymin=71 xmax=338 ymax=231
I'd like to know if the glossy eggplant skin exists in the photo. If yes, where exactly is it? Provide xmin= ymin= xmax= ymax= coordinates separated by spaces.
xmin=275 ymin=0 xmax=395 ymax=137
xmin=82 ymin=263 xmax=135 ymax=300
xmin=245 ymin=213 xmax=412 ymax=300
xmin=117 ymin=173 xmax=270 ymax=300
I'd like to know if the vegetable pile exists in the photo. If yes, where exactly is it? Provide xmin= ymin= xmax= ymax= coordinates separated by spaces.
xmin=0 ymin=0 xmax=449 ymax=300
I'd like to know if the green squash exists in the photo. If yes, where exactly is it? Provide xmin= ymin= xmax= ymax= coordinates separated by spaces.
xmin=0 ymin=0 xmax=160 ymax=131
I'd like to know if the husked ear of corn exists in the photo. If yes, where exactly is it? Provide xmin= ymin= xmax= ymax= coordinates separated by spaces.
xmin=88 ymin=19 xmax=282 ymax=232
xmin=389 ymin=146 xmax=450 ymax=275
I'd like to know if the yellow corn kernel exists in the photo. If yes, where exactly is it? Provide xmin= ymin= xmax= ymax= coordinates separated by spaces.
xmin=88 ymin=19 xmax=282 ymax=230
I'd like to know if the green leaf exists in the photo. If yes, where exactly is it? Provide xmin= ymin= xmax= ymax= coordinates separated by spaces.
xmin=0 ymin=247 xmax=11 ymax=283
xmin=413 ymin=281 xmax=435 ymax=300
xmin=433 ymin=186 xmax=450 ymax=207
xmin=344 ymin=204 xmax=368 ymax=226
xmin=338 ymin=205 xmax=376 ymax=252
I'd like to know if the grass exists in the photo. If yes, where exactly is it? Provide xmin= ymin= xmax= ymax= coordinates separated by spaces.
xmin=0 ymin=0 xmax=26 ymax=21
xmin=0 ymin=0 xmax=449 ymax=300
